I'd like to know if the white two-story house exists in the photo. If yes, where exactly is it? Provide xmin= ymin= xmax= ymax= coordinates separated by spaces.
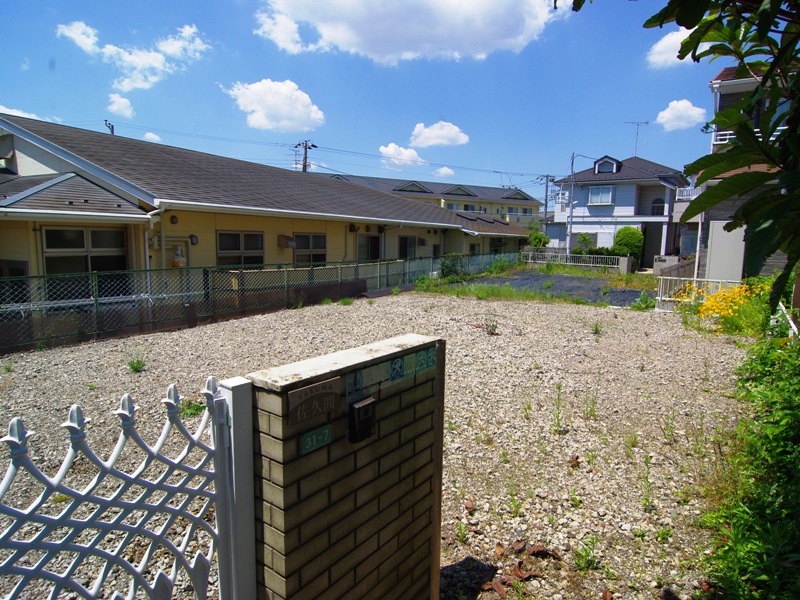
xmin=553 ymin=155 xmax=688 ymax=269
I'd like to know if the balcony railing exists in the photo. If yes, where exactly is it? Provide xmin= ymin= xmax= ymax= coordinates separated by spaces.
xmin=676 ymin=187 xmax=703 ymax=201
xmin=712 ymin=125 xmax=787 ymax=145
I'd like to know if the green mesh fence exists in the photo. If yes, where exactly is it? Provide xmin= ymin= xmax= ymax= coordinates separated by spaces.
xmin=0 ymin=253 xmax=519 ymax=351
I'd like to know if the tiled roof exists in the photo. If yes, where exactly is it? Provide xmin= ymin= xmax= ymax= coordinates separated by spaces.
xmin=0 ymin=173 xmax=147 ymax=216
xmin=555 ymin=156 xmax=685 ymax=185
xmin=0 ymin=114 xmax=528 ymax=237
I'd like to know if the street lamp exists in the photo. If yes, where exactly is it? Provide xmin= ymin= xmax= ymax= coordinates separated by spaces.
xmin=565 ymin=152 xmax=596 ymax=253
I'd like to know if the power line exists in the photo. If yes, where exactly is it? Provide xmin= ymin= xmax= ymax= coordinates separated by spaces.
xmin=72 ymin=119 xmax=565 ymax=191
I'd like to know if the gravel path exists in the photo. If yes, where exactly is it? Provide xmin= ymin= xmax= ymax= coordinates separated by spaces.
xmin=0 ymin=293 xmax=747 ymax=599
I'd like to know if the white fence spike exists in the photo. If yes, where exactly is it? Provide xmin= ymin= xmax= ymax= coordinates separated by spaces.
xmin=61 ymin=404 xmax=90 ymax=440
xmin=113 ymin=393 xmax=138 ymax=428
xmin=1 ymin=417 xmax=34 ymax=457
xmin=162 ymin=383 xmax=182 ymax=414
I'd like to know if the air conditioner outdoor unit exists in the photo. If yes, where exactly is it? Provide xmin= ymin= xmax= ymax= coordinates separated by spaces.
xmin=277 ymin=235 xmax=296 ymax=248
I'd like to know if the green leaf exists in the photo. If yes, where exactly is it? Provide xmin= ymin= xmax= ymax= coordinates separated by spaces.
xmin=681 ymin=171 xmax=777 ymax=223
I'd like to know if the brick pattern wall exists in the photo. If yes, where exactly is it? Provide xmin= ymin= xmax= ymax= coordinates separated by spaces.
xmin=248 ymin=334 xmax=444 ymax=600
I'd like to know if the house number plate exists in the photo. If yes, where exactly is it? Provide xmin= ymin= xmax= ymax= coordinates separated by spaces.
xmin=300 ymin=424 xmax=333 ymax=455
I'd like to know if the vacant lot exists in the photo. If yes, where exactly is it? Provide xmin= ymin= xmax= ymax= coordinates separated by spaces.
xmin=0 ymin=293 xmax=746 ymax=599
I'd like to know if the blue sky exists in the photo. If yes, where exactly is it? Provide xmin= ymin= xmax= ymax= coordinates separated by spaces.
xmin=4 ymin=1 xmax=730 ymax=205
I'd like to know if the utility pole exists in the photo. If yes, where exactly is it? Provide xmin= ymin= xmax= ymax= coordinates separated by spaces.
xmin=295 ymin=140 xmax=317 ymax=172
xmin=625 ymin=121 xmax=649 ymax=156
xmin=539 ymin=174 xmax=555 ymax=226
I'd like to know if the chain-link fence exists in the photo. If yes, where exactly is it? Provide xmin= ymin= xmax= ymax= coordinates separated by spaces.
xmin=0 ymin=253 xmax=518 ymax=352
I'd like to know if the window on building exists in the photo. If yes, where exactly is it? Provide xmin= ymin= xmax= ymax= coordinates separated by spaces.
xmin=0 ymin=260 xmax=29 ymax=306
xmin=596 ymin=161 xmax=616 ymax=173
xmin=521 ymin=208 xmax=533 ymax=215
xmin=468 ymin=243 xmax=480 ymax=256
xmin=489 ymin=238 xmax=503 ymax=253
xmin=446 ymin=202 xmax=459 ymax=211
xmin=43 ymin=227 xmax=129 ymax=300
xmin=294 ymin=233 xmax=327 ymax=264
xmin=507 ymin=207 xmax=519 ymax=215
xmin=357 ymin=234 xmax=381 ymax=261
xmin=217 ymin=231 xmax=264 ymax=266
xmin=398 ymin=236 xmax=416 ymax=259
xmin=651 ymin=198 xmax=665 ymax=216
xmin=43 ymin=227 xmax=128 ymax=274
xmin=587 ymin=186 xmax=615 ymax=205
xmin=463 ymin=203 xmax=477 ymax=212
xmin=432 ymin=244 xmax=441 ymax=258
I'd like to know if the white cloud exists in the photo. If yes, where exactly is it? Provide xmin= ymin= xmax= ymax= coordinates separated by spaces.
xmin=56 ymin=21 xmax=209 ymax=91
xmin=0 ymin=105 xmax=41 ymax=119
xmin=254 ymin=0 xmax=567 ymax=65
xmin=647 ymin=28 xmax=709 ymax=69
xmin=56 ymin=21 xmax=100 ymax=53
xmin=224 ymin=79 xmax=325 ymax=132
xmin=434 ymin=166 xmax=455 ymax=177
xmin=410 ymin=121 xmax=469 ymax=148
xmin=379 ymin=143 xmax=426 ymax=171
xmin=655 ymin=99 xmax=707 ymax=131
xmin=107 ymin=93 xmax=134 ymax=118
xmin=143 ymin=132 xmax=162 ymax=142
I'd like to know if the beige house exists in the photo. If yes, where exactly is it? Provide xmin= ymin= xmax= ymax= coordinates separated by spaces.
xmin=318 ymin=174 xmax=543 ymax=229
xmin=0 ymin=114 xmax=528 ymax=280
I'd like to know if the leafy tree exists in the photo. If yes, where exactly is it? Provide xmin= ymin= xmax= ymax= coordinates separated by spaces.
xmin=527 ymin=222 xmax=550 ymax=248
xmin=614 ymin=226 xmax=645 ymax=259
xmin=562 ymin=0 xmax=800 ymax=311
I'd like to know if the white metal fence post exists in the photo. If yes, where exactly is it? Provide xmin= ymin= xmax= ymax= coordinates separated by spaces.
xmin=219 ymin=377 xmax=256 ymax=600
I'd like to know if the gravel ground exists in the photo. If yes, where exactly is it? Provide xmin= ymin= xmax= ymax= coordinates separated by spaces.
xmin=0 ymin=293 xmax=747 ymax=599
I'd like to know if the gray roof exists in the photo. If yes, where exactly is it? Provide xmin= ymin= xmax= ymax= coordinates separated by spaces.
xmin=555 ymin=156 xmax=687 ymax=186
xmin=0 ymin=114 xmax=528 ymax=237
xmin=0 ymin=172 xmax=147 ymax=216
xmin=321 ymin=174 xmax=542 ymax=207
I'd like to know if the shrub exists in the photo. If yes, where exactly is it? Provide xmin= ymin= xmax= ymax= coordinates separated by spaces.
xmin=614 ymin=227 xmax=644 ymax=258
xmin=629 ymin=291 xmax=656 ymax=311
xmin=440 ymin=253 xmax=467 ymax=280
xmin=576 ymin=233 xmax=593 ymax=252
xmin=702 ymin=338 xmax=800 ymax=597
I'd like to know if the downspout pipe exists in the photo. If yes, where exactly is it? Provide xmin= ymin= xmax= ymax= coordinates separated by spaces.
xmin=145 ymin=208 xmax=164 ymax=273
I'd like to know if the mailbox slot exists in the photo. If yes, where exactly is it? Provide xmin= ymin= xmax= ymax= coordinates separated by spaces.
xmin=348 ymin=397 xmax=376 ymax=443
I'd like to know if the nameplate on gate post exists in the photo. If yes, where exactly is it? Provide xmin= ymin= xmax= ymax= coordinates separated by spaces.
xmin=288 ymin=377 xmax=341 ymax=425
xmin=300 ymin=424 xmax=333 ymax=455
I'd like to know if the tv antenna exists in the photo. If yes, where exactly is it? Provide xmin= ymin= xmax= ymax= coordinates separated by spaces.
xmin=625 ymin=121 xmax=649 ymax=156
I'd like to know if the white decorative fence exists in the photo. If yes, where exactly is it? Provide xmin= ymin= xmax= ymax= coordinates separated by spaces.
xmin=520 ymin=250 xmax=630 ymax=273
xmin=655 ymin=276 xmax=740 ymax=311
xmin=0 ymin=377 xmax=255 ymax=600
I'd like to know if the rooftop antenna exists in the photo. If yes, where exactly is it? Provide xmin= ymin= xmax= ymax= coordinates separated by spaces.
xmin=104 ymin=120 xmax=115 ymax=135
xmin=625 ymin=121 xmax=649 ymax=156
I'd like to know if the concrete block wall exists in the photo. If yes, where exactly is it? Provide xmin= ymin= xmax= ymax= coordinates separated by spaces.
xmin=248 ymin=334 xmax=445 ymax=599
